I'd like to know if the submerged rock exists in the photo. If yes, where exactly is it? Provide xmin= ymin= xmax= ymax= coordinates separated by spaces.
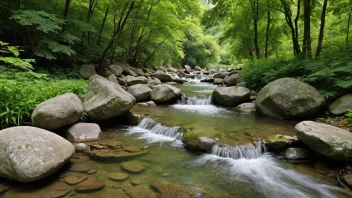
xmin=235 ymin=103 xmax=256 ymax=113
xmin=83 ymin=78 xmax=135 ymax=122
xmin=295 ymin=121 xmax=352 ymax=161
xmin=64 ymin=174 xmax=88 ymax=185
xmin=329 ymin=94 xmax=352 ymax=115
xmin=108 ymin=172 xmax=129 ymax=181
xmin=212 ymin=86 xmax=250 ymax=107
xmin=31 ymin=93 xmax=83 ymax=130
xmin=121 ymin=162 xmax=145 ymax=173
xmin=152 ymin=180 xmax=202 ymax=198
xmin=124 ymin=184 xmax=157 ymax=198
xmin=0 ymin=126 xmax=75 ymax=182
xmin=67 ymin=123 xmax=102 ymax=142
xmin=75 ymin=177 xmax=104 ymax=193
xmin=128 ymin=84 xmax=152 ymax=102
xmin=255 ymin=78 xmax=326 ymax=119
xmin=150 ymin=84 xmax=181 ymax=104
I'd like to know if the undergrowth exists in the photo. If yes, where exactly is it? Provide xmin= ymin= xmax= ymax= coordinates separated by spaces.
xmin=241 ymin=46 xmax=352 ymax=99
xmin=345 ymin=110 xmax=352 ymax=126
xmin=0 ymin=70 xmax=87 ymax=129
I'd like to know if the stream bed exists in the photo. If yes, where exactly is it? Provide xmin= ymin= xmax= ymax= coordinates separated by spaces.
xmin=1 ymin=80 xmax=351 ymax=198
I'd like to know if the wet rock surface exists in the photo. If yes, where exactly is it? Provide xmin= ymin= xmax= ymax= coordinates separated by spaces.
xmin=121 ymin=162 xmax=145 ymax=173
xmin=107 ymin=172 xmax=129 ymax=181
xmin=75 ymin=177 xmax=105 ymax=193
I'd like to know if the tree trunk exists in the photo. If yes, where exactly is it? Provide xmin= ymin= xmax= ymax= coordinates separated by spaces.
xmin=347 ymin=8 xmax=352 ymax=44
xmin=62 ymin=0 xmax=71 ymax=33
xmin=265 ymin=11 xmax=271 ymax=59
xmin=97 ymin=5 xmax=109 ymax=46
xmin=250 ymin=0 xmax=260 ymax=59
xmin=315 ymin=0 xmax=328 ymax=57
xmin=302 ymin=0 xmax=312 ymax=58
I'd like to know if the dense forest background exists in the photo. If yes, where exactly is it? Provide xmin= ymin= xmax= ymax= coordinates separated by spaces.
xmin=0 ymin=0 xmax=352 ymax=127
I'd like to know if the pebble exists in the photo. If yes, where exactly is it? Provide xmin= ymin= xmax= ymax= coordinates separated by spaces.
xmin=75 ymin=177 xmax=105 ymax=193
xmin=64 ymin=174 xmax=88 ymax=185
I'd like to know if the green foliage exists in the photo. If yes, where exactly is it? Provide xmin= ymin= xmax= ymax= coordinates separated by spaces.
xmin=345 ymin=109 xmax=352 ymax=126
xmin=0 ymin=71 xmax=86 ymax=129
xmin=0 ymin=41 xmax=35 ymax=70
xmin=241 ymin=46 xmax=352 ymax=99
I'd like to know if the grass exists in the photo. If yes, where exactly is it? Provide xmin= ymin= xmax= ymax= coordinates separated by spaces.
xmin=0 ymin=69 xmax=87 ymax=129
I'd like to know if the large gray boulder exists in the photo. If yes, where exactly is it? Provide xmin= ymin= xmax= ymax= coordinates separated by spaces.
xmin=212 ymin=86 xmax=250 ymax=107
xmin=151 ymin=71 xmax=173 ymax=82
xmin=255 ymin=78 xmax=326 ymax=119
xmin=329 ymin=94 xmax=352 ymax=115
xmin=125 ymin=75 xmax=148 ymax=86
xmin=194 ymin=66 xmax=202 ymax=71
xmin=67 ymin=123 xmax=102 ymax=142
xmin=0 ymin=126 xmax=75 ymax=182
xmin=110 ymin=64 xmax=124 ymax=76
xmin=213 ymin=78 xmax=224 ymax=85
xmin=122 ymin=65 xmax=137 ymax=76
xmin=32 ymin=93 xmax=83 ymax=130
xmin=80 ymin=64 xmax=97 ymax=79
xmin=150 ymin=84 xmax=181 ymax=104
xmin=148 ymin=77 xmax=161 ymax=85
xmin=213 ymin=72 xmax=227 ymax=79
xmin=295 ymin=121 xmax=352 ymax=161
xmin=83 ymin=78 xmax=136 ymax=122
xmin=128 ymin=84 xmax=152 ymax=102
xmin=224 ymin=73 xmax=240 ymax=86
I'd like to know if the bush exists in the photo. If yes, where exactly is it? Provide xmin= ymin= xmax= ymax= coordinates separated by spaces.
xmin=345 ymin=110 xmax=352 ymax=126
xmin=0 ymin=72 xmax=86 ymax=129
xmin=241 ymin=47 xmax=352 ymax=99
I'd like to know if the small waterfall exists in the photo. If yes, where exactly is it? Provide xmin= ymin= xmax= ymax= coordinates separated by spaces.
xmin=211 ymin=141 xmax=263 ymax=159
xmin=137 ymin=118 xmax=182 ymax=139
xmin=177 ymin=95 xmax=212 ymax=105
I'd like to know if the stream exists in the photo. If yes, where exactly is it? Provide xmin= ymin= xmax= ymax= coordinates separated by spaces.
xmin=2 ymin=79 xmax=351 ymax=198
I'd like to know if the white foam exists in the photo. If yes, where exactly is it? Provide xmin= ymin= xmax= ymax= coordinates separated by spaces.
xmin=127 ymin=127 xmax=177 ymax=143
xmin=171 ymin=104 xmax=228 ymax=115
xmin=194 ymin=154 xmax=342 ymax=198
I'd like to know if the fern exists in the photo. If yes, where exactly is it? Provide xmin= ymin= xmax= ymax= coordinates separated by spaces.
xmin=345 ymin=110 xmax=352 ymax=126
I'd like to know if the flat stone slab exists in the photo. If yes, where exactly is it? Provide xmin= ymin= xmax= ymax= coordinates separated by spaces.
xmin=75 ymin=177 xmax=104 ymax=193
xmin=69 ymin=164 xmax=91 ymax=173
xmin=121 ymin=162 xmax=145 ymax=173
xmin=107 ymin=172 xmax=129 ymax=181
xmin=124 ymin=185 xmax=157 ymax=198
xmin=64 ymin=174 xmax=88 ymax=185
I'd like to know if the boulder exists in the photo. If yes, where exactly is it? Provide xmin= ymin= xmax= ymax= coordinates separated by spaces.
xmin=329 ymin=94 xmax=352 ymax=115
xmin=151 ymin=71 xmax=173 ymax=82
xmin=109 ymin=64 xmax=124 ymax=76
xmin=32 ymin=93 xmax=83 ymax=130
xmin=83 ymin=78 xmax=136 ymax=122
xmin=184 ymin=65 xmax=192 ymax=71
xmin=235 ymin=102 xmax=256 ymax=113
xmin=236 ymin=82 xmax=247 ymax=87
xmin=89 ymin=74 xmax=105 ymax=82
xmin=107 ymin=74 xmax=118 ymax=84
xmin=255 ymin=78 xmax=326 ymax=119
xmin=224 ymin=73 xmax=240 ymax=86
xmin=213 ymin=78 xmax=224 ymax=85
xmin=128 ymin=84 xmax=152 ymax=102
xmin=122 ymin=65 xmax=137 ymax=76
xmin=212 ymin=86 xmax=250 ymax=107
xmin=194 ymin=66 xmax=202 ymax=71
xmin=295 ymin=121 xmax=352 ymax=161
xmin=183 ymin=134 xmax=216 ymax=153
xmin=0 ymin=126 xmax=75 ymax=182
xmin=125 ymin=76 xmax=148 ymax=86
xmin=67 ymin=123 xmax=102 ymax=142
xmin=166 ymin=65 xmax=177 ymax=72
xmin=213 ymin=72 xmax=227 ymax=79
xmin=264 ymin=134 xmax=300 ymax=153
xmin=150 ymin=84 xmax=181 ymax=104
xmin=80 ymin=64 xmax=97 ymax=79
xmin=148 ymin=77 xmax=162 ymax=85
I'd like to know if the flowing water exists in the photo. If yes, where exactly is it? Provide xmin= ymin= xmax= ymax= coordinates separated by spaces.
xmin=2 ymin=80 xmax=351 ymax=198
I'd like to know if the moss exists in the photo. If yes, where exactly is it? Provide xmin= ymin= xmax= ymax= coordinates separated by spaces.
xmin=18 ymin=145 xmax=23 ymax=149
xmin=182 ymin=132 xmax=200 ymax=151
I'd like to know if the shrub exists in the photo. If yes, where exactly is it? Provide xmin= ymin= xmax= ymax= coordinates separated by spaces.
xmin=241 ymin=47 xmax=352 ymax=99
xmin=345 ymin=110 xmax=352 ymax=126
xmin=0 ymin=73 xmax=86 ymax=129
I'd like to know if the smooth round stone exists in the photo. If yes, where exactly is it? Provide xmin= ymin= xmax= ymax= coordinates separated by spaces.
xmin=64 ymin=175 xmax=88 ymax=185
xmin=69 ymin=164 xmax=90 ymax=173
xmin=108 ymin=173 xmax=129 ymax=181
xmin=131 ymin=179 xmax=142 ymax=186
xmin=343 ymin=175 xmax=352 ymax=188
xmin=121 ymin=162 xmax=145 ymax=173
xmin=87 ymin=169 xmax=97 ymax=174
xmin=75 ymin=177 xmax=105 ymax=193
xmin=70 ymin=153 xmax=91 ymax=164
